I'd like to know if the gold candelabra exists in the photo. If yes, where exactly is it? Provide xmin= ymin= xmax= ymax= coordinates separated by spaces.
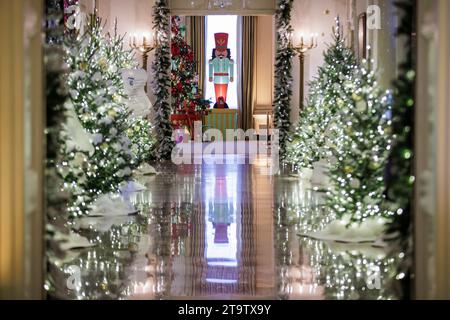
xmin=290 ymin=33 xmax=319 ymax=110
xmin=130 ymin=33 xmax=158 ymax=72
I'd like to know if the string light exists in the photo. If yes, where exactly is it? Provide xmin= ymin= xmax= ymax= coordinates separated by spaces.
xmin=60 ymin=15 xmax=155 ymax=217
xmin=286 ymin=17 xmax=396 ymax=226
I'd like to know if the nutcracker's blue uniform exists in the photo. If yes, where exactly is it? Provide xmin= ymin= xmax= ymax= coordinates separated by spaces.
xmin=209 ymin=33 xmax=234 ymax=106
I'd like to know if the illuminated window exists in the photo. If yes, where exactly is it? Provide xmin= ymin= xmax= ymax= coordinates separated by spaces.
xmin=205 ymin=15 xmax=239 ymax=109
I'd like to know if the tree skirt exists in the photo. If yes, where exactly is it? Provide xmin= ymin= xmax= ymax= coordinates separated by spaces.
xmin=311 ymin=160 xmax=331 ymax=186
xmin=299 ymin=216 xmax=388 ymax=244
xmin=73 ymin=215 xmax=136 ymax=233
xmin=54 ymin=231 xmax=96 ymax=251
xmin=89 ymin=194 xmax=138 ymax=217
xmin=134 ymin=163 xmax=158 ymax=176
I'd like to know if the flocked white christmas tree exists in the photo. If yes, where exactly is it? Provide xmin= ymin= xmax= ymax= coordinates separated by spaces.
xmin=60 ymin=17 xmax=147 ymax=216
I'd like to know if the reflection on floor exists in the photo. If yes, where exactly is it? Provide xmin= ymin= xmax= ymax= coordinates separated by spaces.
xmin=47 ymin=155 xmax=405 ymax=300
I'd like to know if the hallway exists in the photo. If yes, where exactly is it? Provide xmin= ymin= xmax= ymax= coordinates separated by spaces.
xmin=47 ymin=156 xmax=404 ymax=300
xmin=4 ymin=0 xmax=450 ymax=303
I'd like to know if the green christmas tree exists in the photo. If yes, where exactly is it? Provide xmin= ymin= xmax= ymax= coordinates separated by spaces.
xmin=106 ymin=22 xmax=157 ymax=165
xmin=127 ymin=117 xmax=157 ymax=164
xmin=326 ymin=58 xmax=393 ymax=225
xmin=171 ymin=16 xmax=198 ymax=112
xmin=385 ymin=0 xmax=415 ymax=237
xmin=286 ymin=17 xmax=358 ymax=170
xmin=60 ymin=17 xmax=137 ymax=216
xmin=285 ymin=82 xmax=321 ymax=170
xmin=102 ymin=22 xmax=156 ymax=165
xmin=170 ymin=16 xmax=210 ymax=137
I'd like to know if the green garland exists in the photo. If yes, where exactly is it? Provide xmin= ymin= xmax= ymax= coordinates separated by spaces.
xmin=385 ymin=0 xmax=415 ymax=237
xmin=151 ymin=0 xmax=174 ymax=161
xmin=45 ymin=0 xmax=70 ymax=297
xmin=384 ymin=0 xmax=416 ymax=299
xmin=45 ymin=0 xmax=69 ymax=219
xmin=273 ymin=0 xmax=295 ymax=159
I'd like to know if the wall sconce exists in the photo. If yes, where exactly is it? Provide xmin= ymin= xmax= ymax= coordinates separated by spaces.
xmin=130 ymin=32 xmax=158 ymax=71
xmin=289 ymin=32 xmax=319 ymax=110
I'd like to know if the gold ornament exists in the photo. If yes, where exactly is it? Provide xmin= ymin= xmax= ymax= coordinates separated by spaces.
xmin=99 ymin=58 xmax=108 ymax=71
xmin=112 ymin=94 xmax=121 ymax=103
xmin=356 ymin=100 xmax=368 ymax=113
xmin=79 ymin=61 xmax=88 ymax=71
xmin=344 ymin=166 xmax=354 ymax=174
xmin=369 ymin=162 xmax=381 ymax=170
xmin=352 ymin=92 xmax=363 ymax=102
xmin=108 ymin=109 xmax=117 ymax=118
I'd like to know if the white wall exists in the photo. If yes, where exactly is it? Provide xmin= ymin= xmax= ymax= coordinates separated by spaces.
xmin=96 ymin=0 xmax=156 ymax=102
xmin=98 ymin=0 xmax=154 ymax=41
xmin=289 ymin=0 xmax=399 ymax=125
xmin=92 ymin=0 xmax=398 ymax=126
xmin=290 ymin=0 xmax=348 ymax=125
xmin=353 ymin=0 xmax=399 ymax=88
xmin=92 ymin=0 xmax=349 ymax=124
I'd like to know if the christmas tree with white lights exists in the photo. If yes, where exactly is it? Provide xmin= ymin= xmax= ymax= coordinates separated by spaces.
xmin=127 ymin=117 xmax=157 ymax=164
xmin=106 ymin=22 xmax=157 ymax=165
xmin=286 ymin=17 xmax=358 ymax=170
xmin=326 ymin=58 xmax=393 ymax=226
xmin=60 ymin=17 xmax=137 ymax=216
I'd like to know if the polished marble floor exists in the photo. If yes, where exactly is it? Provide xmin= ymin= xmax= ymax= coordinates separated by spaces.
xmin=47 ymin=155 xmax=405 ymax=300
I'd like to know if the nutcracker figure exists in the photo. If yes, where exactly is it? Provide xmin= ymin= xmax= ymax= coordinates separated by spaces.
xmin=209 ymin=33 xmax=234 ymax=109
xmin=208 ymin=178 xmax=234 ymax=244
